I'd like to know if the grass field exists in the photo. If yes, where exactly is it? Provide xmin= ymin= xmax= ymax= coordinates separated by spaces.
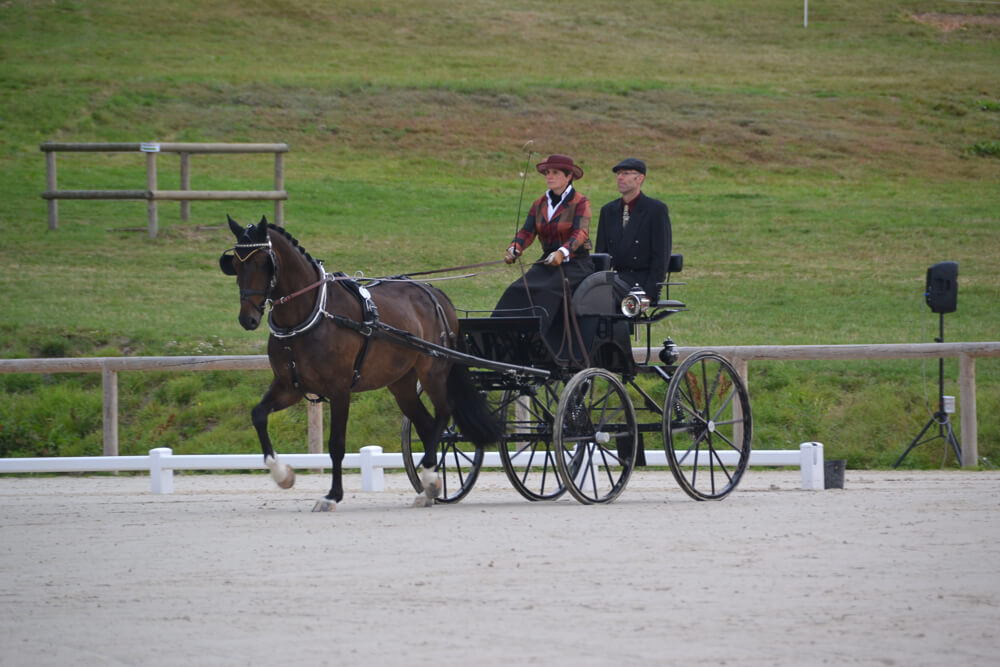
xmin=1 ymin=0 xmax=998 ymax=468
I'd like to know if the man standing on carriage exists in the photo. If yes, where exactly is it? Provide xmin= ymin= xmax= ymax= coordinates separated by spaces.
xmin=595 ymin=158 xmax=672 ymax=303
xmin=493 ymin=154 xmax=595 ymax=342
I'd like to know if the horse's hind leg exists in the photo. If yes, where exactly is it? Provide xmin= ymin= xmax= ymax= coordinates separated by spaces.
xmin=252 ymin=380 xmax=301 ymax=489
xmin=389 ymin=374 xmax=447 ymax=503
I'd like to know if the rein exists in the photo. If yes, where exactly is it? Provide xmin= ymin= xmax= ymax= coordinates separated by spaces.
xmin=270 ymin=259 xmax=508 ymax=308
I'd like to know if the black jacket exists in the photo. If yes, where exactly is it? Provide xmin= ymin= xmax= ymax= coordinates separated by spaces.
xmin=595 ymin=192 xmax=672 ymax=301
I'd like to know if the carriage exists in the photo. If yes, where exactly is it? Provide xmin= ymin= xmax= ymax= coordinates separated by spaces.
xmin=221 ymin=217 xmax=752 ymax=509
xmin=399 ymin=252 xmax=753 ymax=505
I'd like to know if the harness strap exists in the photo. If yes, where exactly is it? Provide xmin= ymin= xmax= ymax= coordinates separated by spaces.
xmin=405 ymin=280 xmax=455 ymax=346
xmin=283 ymin=345 xmax=327 ymax=404
xmin=332 ymin=277 xmax=376 ymax=389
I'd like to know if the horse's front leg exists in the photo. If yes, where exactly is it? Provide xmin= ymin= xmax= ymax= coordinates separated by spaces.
xmin=312 ymin=394 xmax=349 ymax=512
xmin=252 ymin=380 xmax=300 ymax=490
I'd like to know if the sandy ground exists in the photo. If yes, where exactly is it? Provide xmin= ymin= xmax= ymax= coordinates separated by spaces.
xmin=1 ymin=468 xmax=998 ymax=667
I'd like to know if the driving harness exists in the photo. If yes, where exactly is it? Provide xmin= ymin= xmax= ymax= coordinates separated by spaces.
xmin=270 ymin=268 xmax=455 ymax=397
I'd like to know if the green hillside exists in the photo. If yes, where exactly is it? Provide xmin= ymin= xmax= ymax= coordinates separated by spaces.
xmin=1 ymin=0 xmax=998 ymax=467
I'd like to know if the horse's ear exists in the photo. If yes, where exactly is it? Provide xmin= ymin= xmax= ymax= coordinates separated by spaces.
xmin=250 ymin=220 xmax=269 ymax=242
xmin=227 ymin=215 xmax=243 ymax=238
xmin=219 ymin=252 xmax=237 ymax=276
xmin=259 ymin=215 xmax=269 ymax=227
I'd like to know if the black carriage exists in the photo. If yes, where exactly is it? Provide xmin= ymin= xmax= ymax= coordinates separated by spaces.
xmin=401 ymin=253 xmax=753 ymax=504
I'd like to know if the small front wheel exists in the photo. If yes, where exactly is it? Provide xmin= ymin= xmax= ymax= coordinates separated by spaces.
xmin=498 ymin=380 xmax=568 ymax=501
xmin=554 ymin=368 xmax=638 ymax=504
xmin=400 ymin=385 xmax=489 ymax=503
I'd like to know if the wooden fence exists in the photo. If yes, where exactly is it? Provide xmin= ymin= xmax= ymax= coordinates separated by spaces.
xmin=40 ymin=142 xmax=289 ymax=238
xmin=0 ymin=342 xmax=997 ymax=467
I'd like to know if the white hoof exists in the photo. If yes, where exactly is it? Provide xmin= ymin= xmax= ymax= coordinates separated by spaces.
xmin=312 ymin=498 xmax=337 ymax=512
xmin=421 ymin=467 xmax=441 ymax=499
xmin=265 ymin=456 xmax=296 ymax=489
xmin=412 ymin=494 xmax=434 ymax=508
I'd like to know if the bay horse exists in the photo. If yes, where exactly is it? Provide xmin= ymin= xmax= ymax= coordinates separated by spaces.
xmin=219 ymin=216 xmax=501 ymax=511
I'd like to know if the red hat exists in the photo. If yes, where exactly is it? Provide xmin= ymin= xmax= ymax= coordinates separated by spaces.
xmin=536 ymin=154 xmax=584 ymax=180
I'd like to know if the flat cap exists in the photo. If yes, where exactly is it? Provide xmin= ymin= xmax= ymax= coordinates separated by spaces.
xmin=611 ymin=157 xmax=646 ymax=174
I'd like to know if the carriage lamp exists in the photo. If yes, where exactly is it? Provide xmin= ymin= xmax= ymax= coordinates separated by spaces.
xmin=621 ymin=285 xmax=650 ymax=317
xmin=659 ymin=338 xmax=678 ymax=366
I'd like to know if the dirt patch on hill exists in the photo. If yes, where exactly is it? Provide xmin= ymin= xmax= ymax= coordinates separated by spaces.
xmin=911 ymin=12 xmax=1000 ymax=32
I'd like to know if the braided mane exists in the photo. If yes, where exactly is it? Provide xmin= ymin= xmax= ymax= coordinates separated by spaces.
xmin=266 ymin=222 xmax=318 ymax=265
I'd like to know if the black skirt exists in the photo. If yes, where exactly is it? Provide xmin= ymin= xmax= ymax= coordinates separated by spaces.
xmin=492 ymin=257 xmax=595 ymax=331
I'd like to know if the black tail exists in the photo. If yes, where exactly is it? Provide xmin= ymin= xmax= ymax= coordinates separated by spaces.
xmin=445 ymin=364 xmax=503 ymax=446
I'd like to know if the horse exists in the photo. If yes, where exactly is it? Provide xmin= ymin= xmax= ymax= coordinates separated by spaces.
xmin=218 ymin=215 xmax=501 ymax=511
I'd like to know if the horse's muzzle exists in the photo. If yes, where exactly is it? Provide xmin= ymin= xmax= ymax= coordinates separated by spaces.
xmin=239 ymin=311 xmax=262 ymax=330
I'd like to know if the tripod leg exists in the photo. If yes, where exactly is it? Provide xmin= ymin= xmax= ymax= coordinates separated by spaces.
xmin=894 ymin=416 xmax=937 ymax=468
xmin=945 ymin=420 xmax=962 ymax=467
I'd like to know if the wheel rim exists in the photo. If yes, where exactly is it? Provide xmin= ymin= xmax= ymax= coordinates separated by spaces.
xmin=498 ymin=382 xmax=567 ymax=501
xmin=663 ymin=351 xmax=752 ymax=500
xmin=554 ymin=369 xmax=638 ymax=504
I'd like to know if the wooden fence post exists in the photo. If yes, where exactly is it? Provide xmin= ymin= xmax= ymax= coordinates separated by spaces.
xmin=732 ymin=356 xmax=749 ymax=449
xmin=102 ymin=366 xmax=119 ymax=457
xmin=274 ymin=151 xmax=285 ymax=227
xmin=959 ymin=353 xmax=977 ymax=467
xmin=45 ymin=150 xmax=58 ymax=230
xmin=145 ymin=151 xmax=158 ymax=239
xmin=308 ymin=401 xmax=323 ymax=454
xmin=179 ymin=152 xmax=191 ymax=222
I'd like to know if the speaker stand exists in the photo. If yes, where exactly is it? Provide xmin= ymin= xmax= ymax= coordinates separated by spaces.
xmin=894 ymin=312 xmax=962 ymax=468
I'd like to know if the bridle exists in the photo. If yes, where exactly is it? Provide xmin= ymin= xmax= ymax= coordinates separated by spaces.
xmin=226 ymin=241 xmax=279 ymax=315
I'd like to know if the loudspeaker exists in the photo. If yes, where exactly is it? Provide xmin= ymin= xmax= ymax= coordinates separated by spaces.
xmin=925 ymin=261 xmax=958 ymax=314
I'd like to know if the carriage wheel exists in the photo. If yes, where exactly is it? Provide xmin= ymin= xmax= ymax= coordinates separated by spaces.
xmin=553 ymin=368 xmax=638 ymax=505
xmin=400 ymin=387 xmax=493 ymax=504
xmin=498 ymin=380 xmax=568 ymax=502
xmin=662 ymin=350 xmax=752 ymax=501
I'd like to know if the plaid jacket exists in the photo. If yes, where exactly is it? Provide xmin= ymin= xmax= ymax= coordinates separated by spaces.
xmin=511 ymin=188 xmax=592 ymax=259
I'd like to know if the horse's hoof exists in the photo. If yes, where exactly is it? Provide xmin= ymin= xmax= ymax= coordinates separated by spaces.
xmin=312 ymin=498 xmax=337 ymax=512
xmin=420 ymin=468 xmax=442 ymax=499
xmin=265 ymin=456 xmax=296 ymax=489
xmin=412 ymin=495 xmax=434 ymax=508
xmin=277 ymin=466 xmax=296 ymax=489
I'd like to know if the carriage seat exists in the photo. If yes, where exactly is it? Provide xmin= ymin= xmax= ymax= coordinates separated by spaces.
xmin=591 ymin=252 xmax=612 ymax=272
xmin=657 ymin=253 xmax=686 ymax=309
xmin=573 ymin=270 xmax=619 ymax=316
xmin=574 ymin=253 xmax=686 ymax=314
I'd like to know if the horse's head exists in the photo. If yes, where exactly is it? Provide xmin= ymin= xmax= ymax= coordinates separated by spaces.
xmin=220 ymin=215 xmax=277 ymax=330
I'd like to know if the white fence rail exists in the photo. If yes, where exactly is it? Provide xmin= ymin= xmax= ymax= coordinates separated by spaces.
xmin=0 ymin=443 xmax=830 ymax=495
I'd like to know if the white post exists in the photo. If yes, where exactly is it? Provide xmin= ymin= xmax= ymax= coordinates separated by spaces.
xmin=799 ymin=442 xmax=824 ymax=490
xmin=804 ymin=0 xmax=808 ymax=27
xmin=360 ymin=445 xmax=384 ymax=492
xmin=150 ymin=447 xmax=174 ymax=494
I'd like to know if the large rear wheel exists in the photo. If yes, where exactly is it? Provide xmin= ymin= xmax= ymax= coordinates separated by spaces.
xmin=662 ymin=351 xmax=752 ymax=500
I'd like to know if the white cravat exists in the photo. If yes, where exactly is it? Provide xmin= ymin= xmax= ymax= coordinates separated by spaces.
xmin=546 ymin=185 xmax=573 ymax=220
